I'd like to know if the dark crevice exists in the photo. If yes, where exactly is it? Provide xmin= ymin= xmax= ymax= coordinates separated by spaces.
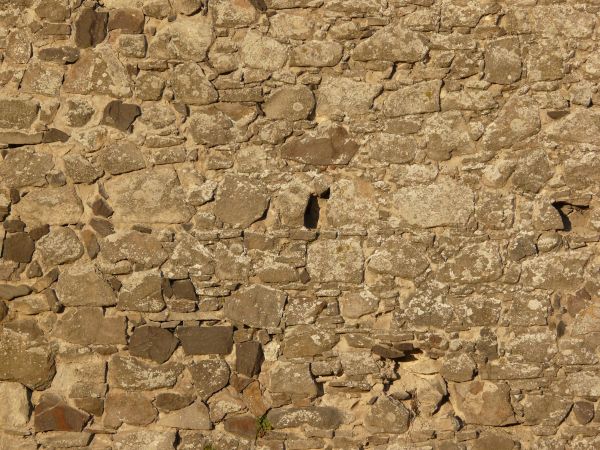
xmin=304 ymin=195 xmax=320 ymax=229
xmin=552 ymin=201 xmax=590 ymax=232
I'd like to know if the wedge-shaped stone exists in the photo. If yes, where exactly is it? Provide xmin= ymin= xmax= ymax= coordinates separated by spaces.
xmin=224 ymin=285 xmax=286 ymax=328
xmin=34 ymin=393 xmax=89 ymax=432
xmin=171 ymin=62 xmax=218 ymax=105
xmin=365 ymin=396 xmax=410 ymax=434
xmin=118 ymin=270 xmax=164 ymax=312
xmin=353 ymin=23 xmax=428 ymax=62
xmin=158 ymin=401 xmax=211 ymax=430
xmin=481 ymin=96 xmax=540 ymax=152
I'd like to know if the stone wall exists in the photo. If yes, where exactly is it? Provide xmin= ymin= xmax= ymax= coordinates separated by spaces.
xmin=0 ymin=0 xmax=600 ymax=448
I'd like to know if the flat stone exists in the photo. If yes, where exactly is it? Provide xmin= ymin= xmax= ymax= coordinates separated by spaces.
xmin=39 ymin=46 xmax=80 ymax=64
xmin=522 ymin=394 xmax=572 ymax=426
xmin=282 ymin=325 xmax=339 ymax=358
xmin=268 ymin=362 xmax=317 ymax=397
xmin=368 ymin=236 xmax=429 ymax=279
xmin=353 ymin=23 xmax=427 ymax=62
xmin=224 ymin=284 xmax=286 ymax=329
xmin=157 ymin=401 xmax=211 ymax=430
xmin=307 ymin=238 xmax=364 ymax=283
xmin=0 ymin=382 xmax=30 ymax=432
xmin=172 ymin=0 xmax=203 ymax=15
xmin=148 ymin=15 xmax=213 ymax=61
xmin=171 ymin=62 xmax=218 ymax=105
xmin=20 ymin=61 xmax=64 ymax=97
xmin=104 ymin=392 xmax=156 ymax=428
xmin=281 ymin=123 xmax=358 ymax=166
xmin=100 ymin=230 xmax=167 ymax=268
xmin=481 ymin=96 xmax=540 ymax=152
xmin=290 ymin=40 xmax=343 ymax=67
xmin=264 ymin=85 xmax=315 ymax=120
xmin=155 ymin=393 xmax=194 ymax=412
xmin=365 ymin=395 xmax=410 ymax=434
xmin=236 ymin=341 xmax=263 ymax=377
xmin=55 ymin=264 xmax=116 ymax=306
xmin=2 ymin=232 xmax=34 ymax=263
xmin=34 ymin=393 xmax=89 ymax=432
xmin=101 ymin=101 xmax=141 ymax=132
xmin=383 ymin=80 xmax=442 ymax=117
xmin=108 ymin=355 xmax=182 ymax=390
xmin=521 ymin=251 xmax=590 ymax=291
xmin=53 ymin=307 xmax=126 ymax=345
xmin=14 ymin=186 xmax=83 ymax=226
xmin=129 ymin=326 xmax=178 ymax=363
xmin=108 ymin=8 xmax=145 ymax=33
xmin=99 ymin=140 xmax=145 ymax=175
xmin=0 ymin=285 xmax=31 ymax=300
xmin=0 ymin=98 xmax=39 ymax=129
xmin=188 ymin=109 xmax=234 ymax=146
xmin=187 ymin=358 xmax=230 ymax=400
xmin=213 ymin=175 xmax=269 ymax=228
xmin=485 ymin=36 xmax=521 ymax=85
xmin=105 ymin=168 xmax=193 ymax=224
xmin=338 ymin=291 xmax=378 ymax=320
xmin=5 ymin=29 xmax=31 ymax=63
xmin=224 ymin=415 xmax=257 ymax=439
xmin=440 ymin=353 xmax=476 ymax=382
xmin=448 ymin=381 xmax=516 ymax=426
xmin=63 ymin=153 xmax=103 ymax=184
xmin=36 ymin=227 xmax=83 ymax=266
xmin=74 ymin=8 xmax=108 ymax=48
xmin=112 ymin=430 xmax=176 ymax=450
xmin=316 ymin=76 xmax=381 ymax=117
xmin=241 ymin=30 xmax=288 ymax=71
xmin=267 ymin=406 xmax=341 ymax=429
xmin=437 ymin=241 xmax=503 ymax=284
xmin=118 ymin=270 xmax=164 ymax=312
xmin=177 ymin=326 xmax=233 ymax=355
xmin=211 ymin=0 xmax=259 ymax=27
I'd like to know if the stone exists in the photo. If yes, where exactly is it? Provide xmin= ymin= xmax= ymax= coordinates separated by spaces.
xmin=307 ymin=238 xmax=364 ymax=283
xmin=2 ymin=232 xmax=34 ymax=263
xmin=471 ymin=432 xmax=516 ymax=450
xmin=101 ymin=101 xmax=141 ymax=132
xmin=120 ymin=34 xmax=147 ymax=58
xmin=441 ymin=0 xmax=499 ymax=27
xmin=56 ymin=264 xmax=117 ymax=307
xmin=263 ymin=85 xmax=315 ymax=120
xmin=448 ymin=381 xmax=515 ymax=426
xmin=14 ymin=186 xmax=83 ymax=226
xmin=481 ymin=96 xmax=540 ymax=152
xmin=282 ymin=325 xmax=339 ymax=358
xmin=34 ymin=394 xmax=89 ymax=432
xmin=112 ymin=430 xmax=176 ymax=450
xmin=149 ymin=16 xmax=213 ymax=61
xmin=224 ymin=285 xmax=287 ymax=329
xmin=521 ymin=251 xmax=590 ymax=291
xmin=281 ymin=123 xmax=359 ymax=166
xmin=522 ymin=394 xmax=572 ymax=426
xmin=0 ymin=98 xmax=39 ymax=129
xmin=157 ymin=401 xmax=211 ymax=430
xmin=129 ymin=326 xmax=178 ymax=363
xmin=64 ymin=99 xmax=95 ymax=127
xmin=214 ymin=175 xmax=269 ymax=228
xmin=392 ymin=178 xmax=474 ymax=228
xmin=573 ymin=401 xmax=594 ymax=425
xmin=104 ymin=392 xmax=156 ymax=428
xmin=63 ymin=153 xmax=103 ymax=183
xmin=5 ymin=29 xmax=31 ymax=63
xmin=172 ymin=0 xmax=203 ymax=15
xmin=224 ymin=415 xmax=256 ymax=439
xmin=0 ymin=285 xmax=31 ymax=300
xmin=188 ymin=109 xmax=234 ymax=146
xmin=267 ymin=406 xmax=342 ymax=429
xmin=188 ymin=358 xmax=230 ymax=399
xmin=367 ymin=236 xmax=429 ymax=279
xmin=422 ymin=112 xmax=474 ymax=160
xmin=162 ymin=233 xmax=214 ymax=278
xmin=105 ymin=168 xmax=194 ymax=223
xmin=437 ymin=241 xmax=503 ymax=284
xmin=39 ymin=46 xmax=80 ymax=64
xmin=236 ymin=341 xmax=263 ymax=377
xmin=53 ymin=308 xmax=126 ymax=345
xmin=155 ymin=393 xmax=194 ymax=412
xmin=241 ymin=31 xmax=288 ymax=71
xmin=440 ymin=354 xmax=476 ymax=382
xmin=108 ymin=355 xmax=182 ymax=390
xmin=20 ymin=62 xmax=64 ymax=97
xmin=0 ymin=382 xmax=29 ymax=432
xmin=36 ymin=227 xmax=83 ymax=266
xmin=108 ymin=8 xmax=145 ymax=33
xmin=316 ymin=76 xmax=382 ymax=117
xmin=353 ymin=23 xmax=427 ymax=62
xmin=290 ymin=41 xmax=343 ymax=67
xmin=118 ymin=270 xmax=164 ymax=312
xmin=74 ymin=8 xmax=108 ymax=48
xmin=383 ymin=80 xmax=442 ymax=117
xmin=99 ymin=141 xmax=145 ymax=175
xmin=177 ymin=326 xmax=233 ymax=355
xmin=170 ymin=62 xmax=218 ymax=105
xmin=211 ymin=0 xmax=259 ymax=27
xmin=339 ymin=291 xmax=378 ymax=319
xmin=171 ymin=279 xmax=197 ymax=300
xmin=100 ymin=230 xmax=167 ymax=268
xmin=365 ymin=396 xmax=410 ymax=434
xmin=0 ymin=325 xmax=55 ymax=390
xmin=484 ymin=37 xmax=521 ymax=84
xmin=268 ymin=362 xmax=317 ymax=397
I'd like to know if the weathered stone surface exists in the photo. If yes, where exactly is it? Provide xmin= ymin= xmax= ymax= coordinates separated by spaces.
xmin=365 ymin=396 xmax=410 ymax=434
xmin=485 ymin=37 xmax=521 ymax=84
xmin=109 ymin=355 xmax=182 ymax=390
xmin=448 ymin=381 xmax=515 ymax=426
xmin=211 ymin=0 xmax=259 ymax=27
xmin=316 ymin=76 xmax=381 ymax=117
xmin=177 ymin=326 xmax=233 ymax=355
xmin=437 ymin=241 xmax=503 ymax=284
xmin=214 ymin=175 xmax=269 ymax=228
xmin=282 ymin=325 xmax=339 ymax=357
xmin=307 ymin=238 xmax=364 ymax=283
xmin=368 ymin=236 xmax=429 ymax=279
xmin=188 ymin=358 xmax=230 ymax=399
xmin=268 ymin=362 xmax=316 ymax=397
xmin=281 ymin=123 xmax=358 ymax=165
xmin=74 ymin=8 xmax=108 ymax=48
xmin=129 ymin=326 xmax=178 ymax=363
xmin=290 ymin=40 xmax=343 ymax=67
xmin=149 ymin=16 xmax=213 ymax=61
xmin=353 ymin=24 xmax=427 ymax=62
xmin=0 ymin=98 xmax=39 ymax=129
xmin=383 ymin=80 xmax=441 ymax=117
xmin=118 ymin=270 xmax=164 ymax=312
xmin=53 ymin=308 xmax=126 ymax=345
xmin=158 ymin=401 xmax=211 ymax=430
xmin=521 ymin=251 xmax=590 ymax=291
xmin=112 ymin=430 xmax=176 ymax=450
xmin=104 ymin=391 xmax=157 ymax=428
xmin=5 ymin=29 xmax=31 ymax=63
xmin=105 ymin=168 xmax=194 ymax=223
xmin=56 ymin=264 xmax=116 ymax=307
xmin=101 ymin=101 xmax=141 ymax=132
xmin=522 ymin=394 xmax=571 ymax=426
xmin=364 ymin=132 xmax=416 ymax=164
xmin=2 ymin=232 xmax=34 ymax=263
xmin=224 ymin=285 xmax=286 ymax=328
xmin=100 ymin=230 xmax=167 ymax=268
xmin=0 ymin=382 xmax=29 ymax=431
xmin=20 ymin=62 xmax=64 ymax=97
xmin=481 ymin=97 xmax=540 ymax=152
xmin=108 ymin=8 xmax=145 ymax=33
xmin=264 ymin=85 xmax=315 ymax=120
xmin=236 ymin=341 xmax=263 ymax=377
xmin=0 ymin=148 xmax=54 ymax=190
xmin=14 ymin=186 xmax=83 ymax=226
xmin=268 ymin=406 xmax=342 ymax=429
xmin=241 ymin=31 xmax=287 ymax=71
xmin=36 ymin=227 xmax=83 ymax=266
xmin=39 ymin=46 xmax=80 ymax=64
xmin=34 ymin=394 xmax=89 ymax=431
xmin=171 ymin=63 xmax=218 ymax=105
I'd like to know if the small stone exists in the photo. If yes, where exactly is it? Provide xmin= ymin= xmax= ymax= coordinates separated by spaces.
xmin=119 ymin=34 xmax=147 ymax=58
xmin=34 ymin=393 xmax=89 ymax=432
xmin=35 ymin=0 xmax=70 ymax=21
xmin=371 ymin=345 xmax=405 ymax=359
xmin=55 ymin=264 xmax=117 ymax=307
xmin=0 ymin=382 xmax=30 ymax=432
xmin=481 ymin=97 xmax=540 ymax=152
xmin=89 ymin=217 xmax=115 ymax=237
xmin=224 ymin=285 xmax=286 ymax=329
xmin=188 ymin=358 xmax=230 ymax=400
xmin=214 ymin=175 xmax=269 ymax=228
xmin=129 ymin=326 xmax=178 ymax=363
xmin=100 ymin=230 xmax=167 ymax=268
xmin=36 ymin=227 xmax=83 ymax=266
xmin=172 ymin=0 xmax=203 ymax=15
xmin=177 ymin=326 xmax=233 ymax=355
xmin=155 ymin=393 xmax=194 ymax=412
xmin=0 ymin=285 xmax=31 ymax=300
xmin=2 ymin=232 xmax=34 ymax=263
xmin=281 ymin=123 xmax=358 ymax=166
xmin=112 ymin=430 xmax=176 ymax=450
xmin=74 ymin=8 xmax=108 ymax=48
xmin=171 ymin=279 xmax=197 ymax=300
xmin=118 ymin=270 xmax=164 ymax=312
xmin=383 ymin=80 xmax=442 ymax=117
xmin=63 ymin=153 xmax=103 ymax=184
xmin=171 ymin=63 xmax=218 ymax=105
xmin=290 ymin=40 xmax=343 ymax=67
xmin=5 ymin=29 xmax=31 ymax=64
xmin=211 ymin=0 xmax=259 ymax=27
xmin=43 ymin=129 xmax=70 ymax=144
xmin=104 ymin=392 xmax=157 ymax=428
xmin=53 ymin=308 xmax=126 ymax=345
xmin=365 ymin=396 xmax=410 ymax=434
xmin=157 ymin=401 xmax=211 ymax=430
xmin=263 ymin=85 xmax=315 ymax=120
xmin=20 ymin=62 xmax=64 ymax=97
xmin=99 ymin=141 xmax=145 ymax=175
xmin=440 ymin=354 xmax=476 ymax=382
xmin=108 ymin=8 xmax=145 ymax=33
xmin=236 ymin=341 xmax=263 ymax=377
xmin=267 ymin=406 xmax=341 ymax=429
xmin=101 ymin=101 xmax=141 ymax=132
xmin=108 ymin=355 xmax=182 ymax=391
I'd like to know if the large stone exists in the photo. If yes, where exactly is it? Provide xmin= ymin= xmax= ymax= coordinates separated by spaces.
xmin=104 ymin=392 xmax=157 ymax=428
xmin=241 ymin=31 xmax=287 ymax=71
xmin=2 ymin=232 xmax=34 ymax=263
xmin=56 ymin=264 xmax=117 ymax=307
xmin=546 ymin=109 xmax=600 ymax=145
xmin=365 ymin=396 xmax=410 ymax=434
xmin=99 ymin=141 xmax=145 ymax=175
xmin=0 ymin=147 xmax=52 ymax=188
xmin=100 ymin=231 xmax=168 ymax=268
xmin=36 ymin=227 xmax=83 ymax=266
xmin=448 ymin=381 xmax=516 ymax=426
xmin=422 ymin=112 xmax=474 ymax=160
xmin=170 ymin=63 xmax=218 ymax=105
xmin=14 ymin=186 xmax=83 ymax=226
xmin=440 ymin=353 xmax=476 ymax=382
xmin=522 ymin=394 xmax=572 ymax=426
xmin=109 ymin=355 xmax=182 ymax=390
xmin=108 ymin=8 xmax=145 ymax=33
xmin=188 ymin=109 xmax=234 ymax=146
xmin=0 ymin=382 xmax=29 ymax=432
xmin=149 ymin=16 xmax=213 ymax=61
xmin=437 ymin=241 xmax=503 ymax=284
xmin=112 ymin=430 xmax=176 ymax=450
xmin=353 ymin=23 xmax=427 ymax=62
xmin=268 ymin=362 xmax=317 ymax=397
xmin=0 ymin=98 xmax=39 ymax=129
xmin=481 ymin=96 xmax=540 ymax=152
xmin=53 ymin=308 xmax=126 ymax=345
xmin=162 ymin=233 xmax=214 ymax=278
xmin=5 ymin=29 xmax=31 ymax=63
xmin=236 ymin=341 xmax=263 ymax=377
xmin=383 ymin=80 xmax=442 ymax=117
xmin=368 ymin=236 xmax=429 ymax=279
xmin=264 ymin=85 xmax=315 ymax=120
xmin=211 ymin=0 xmax=259 ymax=27
xmin=316 ymin=76 xmax=381 ymax=117
xmin=392 ymin=178 xmax=474 ymax=228
xmin=307 ymin=238 xmax=364 ymax=283
xmin=213 ymin=175 xmax=269 ymax=228
xmin=105 ymin=168 xmax=194 ymax=223
xmin=187 ymin=358 xmax=230 ymax=399
xmin=224 ymin=285 xmax=287 ymax=329
xmin=441 ymin=0 xmax=499 ymax=27
xmin=290 ymin=40 xmax=343 ymax=67
xmin=34 ymin=394 xmax=89 ymax=432
xmin=267 ymin=406 xmax=342 ymax=429
xmin=129 ymin=326 xmax=178 ymax=363
xmin=567 ymin=371 xmax=600 ymax=397
xmin=101 ymin=101 xmax=141 ymax=132
xmin=74 ymin=8 xmax=108 ymax=48
xmin=20 ymin=62 xmax=64 ymax=97
xmin=282 ymin=325 xmax=339 ymax=358
xmin=484 ymin=37 xmax=521 ymax=84
xmin=177 ymin=326 xmax=233 ymax=355
xmin=364 ymin=132 xmax=416 ymax=164
xmin=281 ymin=123 xmax=358 ymax=166
xmin=157 ymin=401 xmax=211 ymax=430
xmin=118 ymin=270 xmax=164 ymax=312
xmin=521 ymin=251 xmax=590 ymax=291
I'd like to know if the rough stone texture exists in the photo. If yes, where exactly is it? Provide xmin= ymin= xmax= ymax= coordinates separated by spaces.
xmin=0 ymin=1 xmax=598 ymax=448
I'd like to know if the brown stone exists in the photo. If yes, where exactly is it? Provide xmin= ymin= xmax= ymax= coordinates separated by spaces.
xmin=573 ymin=401 xmax=594 ymax=425
xmin=281 ymin=123 xmax=358 ymax=166
xmin=177 ymin=326 xmax=233 ymax=355
xmin=188 ymin=358 xmax=231 ymax=400
xmin=104 ymin=392 xmax=157 ymax=428
xmin=74 ymin=8 xmax=108 ymax=48
xmin=108 ymin=355 xmax=182 ymax=391
xmin=0 ymin=284 xmax=31 ymax=300
xmin=53 ymin=308 xmax=126 ymax=345
xmin=224 ymin=415 xmax=257 ymax=439
xmin=213 ymin=175 xmax=269 ymax=228
xmin=34 ymin=394 xmax=89 ymax=432
xmin=236 ymin=341 xmax=263 ymax=377
xmin=118 ymin=270 xmax=165 ymax=312
xmin=129 ymin=326 xmax=178 ymax=363
xmin=2 ymin=232 xmax=34 ymax=263
xmin=101 ymin=101 xmax=141 ymax=132
xmin=39 ymin=46 xmax=80 ymax=64
xmin=155 ymin=393 xmax=194 ymax=412
xmin=56 ymin=264 xmax=117 ymax=307
xmin=108 ymin=8 xmax=145 ymax=33
xmin=224 ymin=285 xmax=287 ymax=329
xmin=365 ymin=396 xmax=410 ymax=434
xmin=0 ymin=98 xmax=39 ymax=129
xmin=267 ymin=406 xmax=342 ymax=429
